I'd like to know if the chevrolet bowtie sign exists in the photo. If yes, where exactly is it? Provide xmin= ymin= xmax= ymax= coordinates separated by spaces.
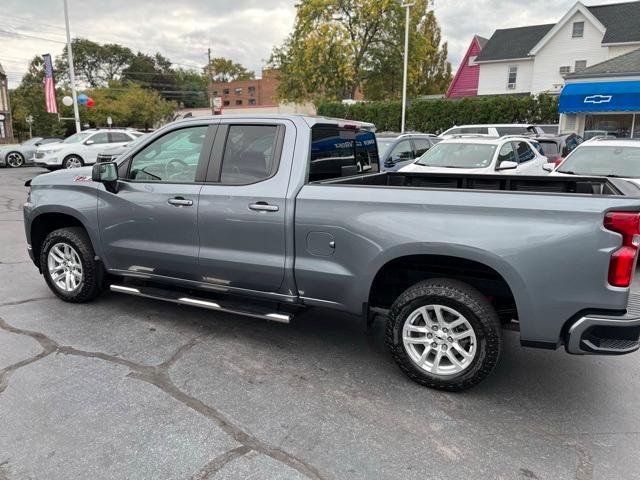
xmin=584 ymin=94 xmax=613 ymax=104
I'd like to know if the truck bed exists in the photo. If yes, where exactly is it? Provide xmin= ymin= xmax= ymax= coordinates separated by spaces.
xmin=317 ymin=171 xmax=640 ymax=197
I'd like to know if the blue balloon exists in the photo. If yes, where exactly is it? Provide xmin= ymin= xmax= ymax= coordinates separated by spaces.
xmin=78 ymin=94 xmax=89 ymax=105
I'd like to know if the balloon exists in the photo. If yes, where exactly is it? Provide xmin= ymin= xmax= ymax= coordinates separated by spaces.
xmin=86 ymin=98 xmax=95 ymax=108
xmin=62 ymin=96 xmax=73 ymax=107
xmin=78 ymin=94 xmax=88 ymax=105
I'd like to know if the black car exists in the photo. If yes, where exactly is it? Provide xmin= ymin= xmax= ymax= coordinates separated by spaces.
xmin=376 ymin=133 xmax=441 ymax=171
xmin=530 ymin=133 xmax=583 ymax=166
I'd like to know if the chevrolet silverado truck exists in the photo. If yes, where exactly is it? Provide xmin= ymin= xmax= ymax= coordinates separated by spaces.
xmin=23 ymin=115 xmax=640 ymax=391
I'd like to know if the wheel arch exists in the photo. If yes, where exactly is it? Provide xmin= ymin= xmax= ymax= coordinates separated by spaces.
xmin=366 ymin=244 xmax=531 ymax=324
xmin=29 ymin=210 xmax=98 ymax=269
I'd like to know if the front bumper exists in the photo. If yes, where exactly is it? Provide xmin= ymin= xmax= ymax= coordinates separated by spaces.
xmin=34 ymin=153 xmax=60 ymax=167
xmin=566 ymin=294 xmax=640 ymax=355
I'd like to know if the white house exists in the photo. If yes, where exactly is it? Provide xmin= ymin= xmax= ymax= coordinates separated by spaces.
xmin=475 ymin=1 xmax=640 ymax=96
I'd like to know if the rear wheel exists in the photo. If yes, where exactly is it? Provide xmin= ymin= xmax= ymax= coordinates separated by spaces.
xmin=40 ymin=227 xmax=105 ymax=303
xmin=6 ymin=151 xmax=25 ymax=168
xmin=386 ymin=278 xmax=501 ymax=391
xmin=63 ymin=155 xmax=83 ymax=169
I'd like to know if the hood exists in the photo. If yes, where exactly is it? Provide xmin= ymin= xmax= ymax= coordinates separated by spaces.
xmin=31 ymin=166 xmax=95 ymax=186
xmin=399 ymin=163 xmax=488 ymax=174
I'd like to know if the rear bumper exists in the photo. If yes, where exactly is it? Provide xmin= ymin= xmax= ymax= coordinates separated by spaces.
xmin=566 ymin=314 xmax=640 ymax=355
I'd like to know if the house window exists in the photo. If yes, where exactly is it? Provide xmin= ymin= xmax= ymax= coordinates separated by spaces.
xmin=248 ymin=86 xmax=256 ymax=95
xmin=468 ymin=55 xmax=477 ymax=67
xmin=575 ymin=60 xmax=587 ymax=72
xmin=235 ymin=87 xmax=242 ymax=95
xmin=507 ymin=66 xmax=518 ymax=89
xmin=559 ymin=65 xmax=571 ymax=76
xmin=223 ymin=89 xmax=229 ymax=95
xmin=248 ymin=98 xmax=256 ymax=105
xmin=572 ymin=21 xmax=584 ymax=38
xmin=235 ymin=99 xmax=243 ymax=105
xmin=223 ymin=100 xmax=230 ymax=106
xmin=212 ymin=90 xmax=218 ymax=96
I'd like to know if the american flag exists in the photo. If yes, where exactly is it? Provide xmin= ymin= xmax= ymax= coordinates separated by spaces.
xmin=43 ymin=54 xmax=58 ymax=114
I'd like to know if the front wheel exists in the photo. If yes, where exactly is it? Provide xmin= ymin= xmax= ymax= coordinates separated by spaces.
xmin=63 ymin=155 xmax=84 ymax=169
xmin=40 ymin=227 xmax=105 ymax=303
xmin=386 ymin=278 xmax=501 ymax=391
xmin=6 ymin=152 xmax=25 ymax=168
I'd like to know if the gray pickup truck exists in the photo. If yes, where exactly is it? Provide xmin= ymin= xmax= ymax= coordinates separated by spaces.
xmin=23 ymin=115 xmax=640 ymax=390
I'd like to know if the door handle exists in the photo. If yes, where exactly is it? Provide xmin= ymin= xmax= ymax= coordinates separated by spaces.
xmin=248 ymin=202 xmax=279 ymax=212
xmin=168 ymin=197 xmax=193 ymax=207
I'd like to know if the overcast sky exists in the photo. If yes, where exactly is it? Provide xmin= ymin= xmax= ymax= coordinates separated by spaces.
xmin=0 ymin=0 xmax=629 ymax=88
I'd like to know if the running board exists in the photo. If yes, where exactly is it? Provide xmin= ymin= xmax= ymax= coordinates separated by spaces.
xmin=110 ymin=284 xmax=292 ymax=323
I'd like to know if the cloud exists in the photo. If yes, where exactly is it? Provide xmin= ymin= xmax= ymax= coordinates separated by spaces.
xmin=0 ymin=0 xmax=632 ymax=87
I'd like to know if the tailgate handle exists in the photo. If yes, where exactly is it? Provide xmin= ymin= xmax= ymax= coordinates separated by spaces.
xmin=168 ymin=197 xmax=193 ymax=207
xmin=249 ymin=202 xmax=279 ymax=212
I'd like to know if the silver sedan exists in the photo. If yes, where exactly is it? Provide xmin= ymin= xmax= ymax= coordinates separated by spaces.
xmin=0 ymin=137 xmax=63 ymax=167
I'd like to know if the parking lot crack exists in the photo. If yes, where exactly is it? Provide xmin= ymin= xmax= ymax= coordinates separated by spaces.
xmin=190 ymin=445 xmax=252 ymax=480
xmin=0 ymin=317 xmax=58 ymax=394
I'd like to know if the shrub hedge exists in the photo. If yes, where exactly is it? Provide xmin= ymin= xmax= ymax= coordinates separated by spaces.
xmin=316 ymin=94 xmax=559 ymax=133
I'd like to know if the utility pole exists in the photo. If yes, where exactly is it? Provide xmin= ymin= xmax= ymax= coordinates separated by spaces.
xmin=207 ymin=47 xmax=214 ymax=115
xmin=401 ymin=1 xmax=414 ymax=133
xmin=63 ymin=0 xmax=81 ymax=133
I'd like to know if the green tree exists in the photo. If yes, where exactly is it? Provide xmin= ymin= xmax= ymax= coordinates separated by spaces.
xmin=121 ymin=52 xmax=178 ymax=100
xmin=173 ymin=68 xmax=209 ymax=108
xmin=206 ymin=57 xmax=255 ymax=82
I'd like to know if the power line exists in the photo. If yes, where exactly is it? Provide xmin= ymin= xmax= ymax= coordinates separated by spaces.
xmin=0 ymin=29 xmax=66 ymax=44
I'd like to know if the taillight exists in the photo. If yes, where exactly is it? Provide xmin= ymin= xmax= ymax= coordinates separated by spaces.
xmin=604 ymin=211 xmax=640 ymax=287
xmin=553 ymin=156 xmax=564 ymax=167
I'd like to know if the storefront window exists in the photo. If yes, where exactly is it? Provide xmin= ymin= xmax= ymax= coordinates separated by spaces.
xmin=634 ymin=116 xmax=640 ymax=139
xmin=584 ymin=114 xmax=633 ymax=140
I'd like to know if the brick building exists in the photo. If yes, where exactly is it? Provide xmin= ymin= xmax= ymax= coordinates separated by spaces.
xmin=209 ymin=69 xmax=279 ymax=110
xmin=0 ymin=63 xmax=14 ymax=144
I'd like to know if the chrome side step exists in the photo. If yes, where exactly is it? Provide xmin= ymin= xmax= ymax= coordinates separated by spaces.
xmin=110 ymin=284 xmax=292 ymax=324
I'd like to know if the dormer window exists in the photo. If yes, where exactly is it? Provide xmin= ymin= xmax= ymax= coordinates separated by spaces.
xmin=572 ymin=21 xmax=584 ymax=38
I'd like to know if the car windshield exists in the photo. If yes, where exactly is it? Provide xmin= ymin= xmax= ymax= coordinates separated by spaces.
xmin=63 ymin=132 xmax=92 ymax=144
xmin=415 ymin=142 xmax=497 ymax=168
xmin=376 ymin=138 xmax=396 ymax=157
xmin=557 ymin=146 xmax=640 ymax=177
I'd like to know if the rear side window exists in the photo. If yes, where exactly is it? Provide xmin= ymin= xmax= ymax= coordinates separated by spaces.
xmin=513 ymin=141 xmax=536 ymax=163
xmin=309 ymin=125 xmax=378 ymax=182
xmin=413 ymin=138 xmax=432 ymax=156
xmin=220 ymin=125 xmax=279 ymax=184
xmin=496 ymin=126 xmax=528 ymax=136
xmin=460 ymin=127 xmax=489 ymax=135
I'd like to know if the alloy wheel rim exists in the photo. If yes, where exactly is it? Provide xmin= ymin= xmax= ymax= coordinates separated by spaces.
xmin=47 ymin=242 xmax=83 ymax=292
xmin=7 ymin=153 xmax=23 ymax=167
xmin=66 ymin=157 xmax=82 ymax=168
xmin=402 ymin=304 xmax=477 ymax=376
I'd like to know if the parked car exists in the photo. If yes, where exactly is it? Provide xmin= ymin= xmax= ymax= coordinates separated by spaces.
xmin=400 ymin=136 xmax=548 ymax=175
xmin=515 ymin=133 xmax=583 ymax=167
xmin=439 ymin=124 xmax=545 ymax=139
xmin=23 ymin=115 xmax=640 ymax=391
xmin=376 ymin=133 xmax=441 ymax=171
xmin=0 ymin=137 xmax=63 ymax=168
xmin=34 ymin=129 xmax=140 ymax=169
xmin=546 ymin=139 xmax=640 ymax=185
xmin=96 ymin=133 xmax=149 ymax=163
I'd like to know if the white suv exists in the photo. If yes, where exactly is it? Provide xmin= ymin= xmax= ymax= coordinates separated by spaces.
xmin=399 ymin=136 xmax=548 ymax=175
xmin=439 ymin=124 xmax=544 ymax=139
xmin=35 ymin=129 xmax=141 ymax=169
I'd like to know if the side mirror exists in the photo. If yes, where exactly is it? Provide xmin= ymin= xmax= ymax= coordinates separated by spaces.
xmin=496 ymin=160 xmax=518 ymax=171
xmin=92 ymin=161 xmax=118 ymax=193
xmin=542 ymin=163 xmax=556 ymax=172
xmin=85 ymin=139 xmax=95 ymax=145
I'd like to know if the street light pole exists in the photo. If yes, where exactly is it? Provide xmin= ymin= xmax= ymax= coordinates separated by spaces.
xmin=63 ymin=0 xmax=81 ymax=133
xmin=401 ymin=1 xmax=414 ymax=133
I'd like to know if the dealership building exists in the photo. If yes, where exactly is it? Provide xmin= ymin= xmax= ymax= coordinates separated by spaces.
xmin=559 ymin=48 xmax=640 ymax=139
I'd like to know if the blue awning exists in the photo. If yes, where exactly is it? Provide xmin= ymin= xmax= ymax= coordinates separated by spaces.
xmin=559 ymin=81 xmax=640 ymax=113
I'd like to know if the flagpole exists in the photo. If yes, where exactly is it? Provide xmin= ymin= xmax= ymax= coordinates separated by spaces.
xmin=63 ymin=0 xmax=81 ymax=133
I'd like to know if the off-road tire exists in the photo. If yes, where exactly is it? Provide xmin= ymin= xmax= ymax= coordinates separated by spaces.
xmin=40 ymin=227 xmax=105 ymax=303
xmin=386 ymin=278 xmax=501 ymax=391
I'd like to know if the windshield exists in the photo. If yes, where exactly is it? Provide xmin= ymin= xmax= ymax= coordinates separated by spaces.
xmin=376 ymin=139 xmax=395 ymax=157
xmin=415 ymin=143 xmax=497 ymax=168
xmin=557 ymin=146 xmax=640 ymax=177
xmin=63 ymin=132 xmax=92 ymax=144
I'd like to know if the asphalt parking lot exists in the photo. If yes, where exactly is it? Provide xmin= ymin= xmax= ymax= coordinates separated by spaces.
xmin=1 ymin=166 xmax=640 ymax=480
